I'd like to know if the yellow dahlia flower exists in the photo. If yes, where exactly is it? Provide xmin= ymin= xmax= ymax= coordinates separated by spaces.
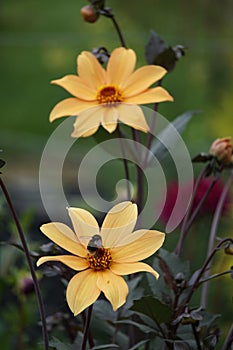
xmin=50 ymin=47 xmax=173 ymax=137
xmin=37 ymin=202 xmax=165 ymax=315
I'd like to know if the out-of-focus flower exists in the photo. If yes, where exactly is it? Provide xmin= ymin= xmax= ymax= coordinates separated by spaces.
xmin=80 ymin=5 xmax=99 ymax=23
xmin=37 ymin=202 xmax=165 ymax=315
xmin=17 ymin=275 xmax=35 ymax=295
xmin=160 ymin=178 xmax=231 ymax=224
xmin=49 ymin=47 xmax=173 ymax=137
xmin=209 ymin=137 xmax=233 ymax=165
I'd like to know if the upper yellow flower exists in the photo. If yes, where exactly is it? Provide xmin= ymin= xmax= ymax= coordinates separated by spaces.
xmin=50 ymin=47 xmax=173 ymax=137
xmin=37 ymin=202 xmax=165 ymax=315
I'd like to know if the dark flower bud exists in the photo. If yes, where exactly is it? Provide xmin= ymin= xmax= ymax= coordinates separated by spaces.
xmin=18 ymin=276 xmax=35 ymax=295
xmin=80 ymin=5 xmax=99 ymax=23
xmin=175 ymin=272 xmax=186 ymax=288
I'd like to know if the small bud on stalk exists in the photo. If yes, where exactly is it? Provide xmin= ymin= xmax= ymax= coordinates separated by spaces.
xmin=80 ymin=5 xmax=99 ymax=23
xmin=209 ymin=137 xmax=233 ymax=165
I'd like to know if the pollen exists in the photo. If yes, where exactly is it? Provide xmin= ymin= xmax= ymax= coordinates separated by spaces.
xmin=96 ymin=85 xmax=123 ymax=104
xmin=87 ymin=248 xmax=112 ymax=270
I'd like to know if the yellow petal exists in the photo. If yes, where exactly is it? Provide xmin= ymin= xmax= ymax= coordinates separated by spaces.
xmin=68 ymin=207 xmax=99 ymax=244
xmin=122 ymin=65 xmax=167 ymax=96
xmin=49 ymin=98 xmax=97 ymax=122
xmin=117 ymin=104 xmax=149 ymax=132
xmin=110 ymin=261 xmax=159 ymax=279
xmin=71 ymin=105 xmax=104 ymax=138
xmin=125 ymin=86 xmax=174 ymax=104
xmin=51 ymin=75 xmax=96 ymax=100
xmin=111 ymin=229 xmax=165 ymax=262
xmin=101 ymin=107 xmax=118 ymax=133
xmin=107 ymin=47 xmax=136 ymax=85
xmin=40 ymin=223 xmax=87 ymax=257
xmin=101 ymin=202 xmax=138 ymax=248
xmin=96 ymin=270 xmax=128 ymax=311
xmin=37 ymin=255 xmax=89 ymax=271
xmin=66 ymin=269 xmax=100 ymax=316
xmin=77 ymin=51 xmax=107 ymax=90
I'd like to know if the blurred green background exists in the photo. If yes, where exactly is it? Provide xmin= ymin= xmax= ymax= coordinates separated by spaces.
xmin=0 ymin=0 xmax=233 ymax=349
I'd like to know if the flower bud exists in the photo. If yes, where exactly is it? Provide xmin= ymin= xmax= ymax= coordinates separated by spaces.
xmin=18 ymin=276 xmax=35 ymax=295
xmin=209 ymin=137 xmax=232 ymax=165
xmin=80 ymin=5 xmax=99 ymax=23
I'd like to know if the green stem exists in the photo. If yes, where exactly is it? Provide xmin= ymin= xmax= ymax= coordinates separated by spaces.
xmin=179 ymin=237 xmax=233 ymax=311
xmin=132 ymin=129 xmax=144 ymax=215
xmin=198 ymin=269 xmax=232 ymax=284
xmin=143 ymin=80 xmax=162 ymax=168
xmin=100 ymin=9 xmax=127 ymax=47
xmin=81 ymin=304 xmax=93 ymax=350
xmin=222 ymin=322 xmax=233 ymax=350
xmin=191 ymin=323 xmax=202 ymax=350
xmin=175 ymin=165 xmax=209 ymax=256
xmin=201 ymin=170 xmax=233 ymax=308
xmin=118 ymin=127 xmax=132 ymax=201
xmin=0 ymin=176 xmax=49 ymax=350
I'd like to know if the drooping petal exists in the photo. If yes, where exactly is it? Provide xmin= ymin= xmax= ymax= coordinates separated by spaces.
xmin=111 ymin=229 xmax=165 ymax=263
xmin=40 ymin=223 xmax=87 ymax=257
xmin=125 ymin=86 xmax=174 ymax=104
xmin=49 ymin=98 xmax=97 ymax=122
xmin=110 ymin=261 xmax=159 ymax=279
xmin=71 ymin=105 xmax=104 ymax=138
xmin=101 ymin=202 xmax=138 ymax=248
xmin=117 ymin=104 xmax=149 ymax=132
xmin=101 ymin=107 xmax=118 ymax=133
xmin=37 ymin=255 xmax=89 ymax=271
xmin=96 ymin=269 xmax=128 ymax=311
xmin=68 ymin=207 xmax=99 ymax=244
xmin=77 ymin=51 xmax=107 ymax=90
xmin=51 ymin=75 xmax=96 ymax=100
xmin=122 ymin=65 xmax=167 ymax=96
xmin=66 ymin=269 xmax=100 ymax=316
xmin=107 ymin=47 xmax=136 ymax=85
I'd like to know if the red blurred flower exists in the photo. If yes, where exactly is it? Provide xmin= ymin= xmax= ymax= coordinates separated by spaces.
xmin=160 ymin=178 xmax=231 ymax=224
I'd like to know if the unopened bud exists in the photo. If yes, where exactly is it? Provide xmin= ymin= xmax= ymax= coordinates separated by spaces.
xmin=18 ymin=276 xmax=35 ymax=295
xmin=209 ymin=137 xmax=232 ymax=165
xmin=80 ymin=5 xmax=99 ymax=23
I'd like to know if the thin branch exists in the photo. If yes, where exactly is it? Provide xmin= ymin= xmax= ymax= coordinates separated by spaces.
xmin=81 ymin=304 xmax=94 ymax=350
xmin=0 ymin=176 xmax=49 ymax=350
xmin=175 ymin=165 xmax=209 ymax=256
xmin=191 ymin=323 xmax=202 ymax=350
xmin=99 ymin=9 xmax=127 ymax=47
xmin=117 ymin=127 xmax=132 ymax=201
xmin=201 ymin=170 xmax=233 ymax=307
xmin=222 ymin=322 xmax=233 ymax=350
xmin=180 ymin=238 xmax=233 ymax=311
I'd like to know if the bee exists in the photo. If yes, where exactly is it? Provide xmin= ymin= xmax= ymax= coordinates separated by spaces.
xmin=86 ymin=234 xmax=103 ymax=254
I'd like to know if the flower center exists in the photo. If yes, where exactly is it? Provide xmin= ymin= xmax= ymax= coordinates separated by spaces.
xmin=87 ymin=248 xmax=112 ymax=270
xmin=96 ymin=85 xmax=123 ymax=104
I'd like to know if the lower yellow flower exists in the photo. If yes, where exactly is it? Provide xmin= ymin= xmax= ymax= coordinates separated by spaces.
xmin=37 ymin=202 xmax=165 ymax=315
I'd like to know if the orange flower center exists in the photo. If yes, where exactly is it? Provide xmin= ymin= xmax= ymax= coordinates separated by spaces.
xmin=96 ymin=85 xmax=123 ymax=104
xmin=87 ymin=248 xmax=112 ymax=270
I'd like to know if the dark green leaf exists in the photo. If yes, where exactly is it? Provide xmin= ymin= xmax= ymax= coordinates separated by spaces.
xmin=130 ymin=296 xmax=172 ymax=324
xmin=128 ymin=339 xmax=149 ymax=350
xmin=145 ymin=31 xmax=168 ymax=65
xmin=91 ymin=344 xmax=119 ymax=349
xmin=148 ymin=110 xmax=200 ymax=165
xmin=173 ymin=341 xmax=192 ymax=350
xmin=192 ymin=153 xmax=212 ymax=163
xmin=0 ymin=159 xmax=5 ymax=169
xmin=145 ymin=31 xmax=186 ymax=71
xmin=49 ymin=337 xmax=79 ymax=350
xmin=116 ymin=319 xmax=156 ymax=334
